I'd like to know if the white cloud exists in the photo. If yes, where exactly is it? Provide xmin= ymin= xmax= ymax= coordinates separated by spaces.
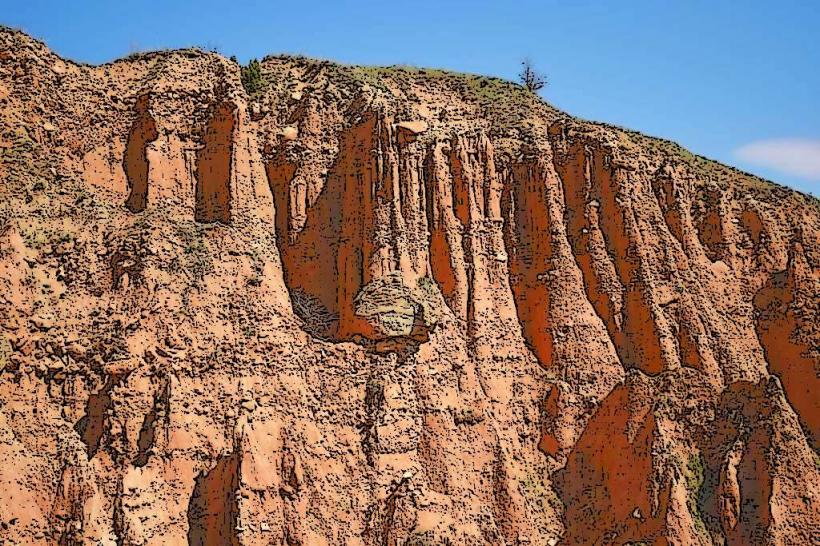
xmin=734 ymin=139 xmax=820 ymax=182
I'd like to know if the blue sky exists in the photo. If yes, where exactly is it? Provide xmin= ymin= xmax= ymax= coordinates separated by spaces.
xmin=5 ymin=1 xmax=819 ymax=195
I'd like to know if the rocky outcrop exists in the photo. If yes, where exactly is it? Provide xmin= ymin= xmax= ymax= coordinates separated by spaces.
xmin=0 ymin=27 xmax=818 ymax=545
xmin=753 ymin=242 xmax=820 ymax=449
xmin=353 ymin=272 xmax=440 ymax=352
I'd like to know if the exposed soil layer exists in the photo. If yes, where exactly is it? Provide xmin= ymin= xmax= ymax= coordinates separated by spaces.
xmin=0 ymin=28 xmax=818 ymax=545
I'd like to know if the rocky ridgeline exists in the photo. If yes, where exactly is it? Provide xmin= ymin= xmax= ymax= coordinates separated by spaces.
xmin=0 ymin=27 xmax=818 ymax=546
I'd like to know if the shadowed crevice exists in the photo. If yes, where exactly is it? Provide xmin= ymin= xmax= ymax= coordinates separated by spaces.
xmin=124 ymin=94 xmax=159 ymax=213
xmin=195 ymin=102 xmax=235 ymax=224
xmin=73 ymin=377 xmax=117 ymax=458
xmin=187 ymin=452 xmax=240 ymax=546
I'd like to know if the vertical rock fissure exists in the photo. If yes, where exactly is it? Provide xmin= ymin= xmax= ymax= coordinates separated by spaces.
xmin=552 ymin=131 xmax=674 ymax=375
xmin=186 ymin=452 xmax=241 ymax=546
xmin=552 ymin=138 xmax=627 ymax=366
xmin=502 ymin=160 xmax=555 ymax=368
xmin=123 ymin=94 xmax=158 ymax=213
xmin=425 ymin=141 xmax=469 ymax=320
xmin=73 ymin=376 xmax=118 ymax=458
xmin=195 ymin=102 xmax=235 ymax=224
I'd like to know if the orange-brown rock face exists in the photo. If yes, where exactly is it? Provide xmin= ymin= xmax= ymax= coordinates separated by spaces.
xmin=0 ymin=28 xmax=818 ymax=545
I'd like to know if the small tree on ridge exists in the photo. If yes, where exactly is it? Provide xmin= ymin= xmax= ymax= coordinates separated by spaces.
xmin=519 ymin=59 xmax=547 ymax=92
xmin=241 ymin=59 xmax=264 ymax=95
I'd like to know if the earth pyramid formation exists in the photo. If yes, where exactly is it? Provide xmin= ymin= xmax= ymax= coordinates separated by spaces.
xmin=0 ymin=28 xmax=818 ymax=545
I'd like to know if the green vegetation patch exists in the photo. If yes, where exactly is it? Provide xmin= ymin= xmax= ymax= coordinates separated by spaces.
xmin=240 ymin=58 xmax=266 ymax=95
xmin=520 ymin=470 xmax=563 ymax=521
xmin=684 ymin=452 xmax=708 ymax=537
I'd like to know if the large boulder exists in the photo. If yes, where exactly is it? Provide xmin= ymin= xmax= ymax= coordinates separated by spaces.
xmin=353 ymin=273 xmax=441 ymax=349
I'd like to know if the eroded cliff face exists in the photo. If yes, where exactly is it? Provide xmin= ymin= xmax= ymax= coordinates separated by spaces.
xmin=0 ymin=28 xmax=818 ymax=545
